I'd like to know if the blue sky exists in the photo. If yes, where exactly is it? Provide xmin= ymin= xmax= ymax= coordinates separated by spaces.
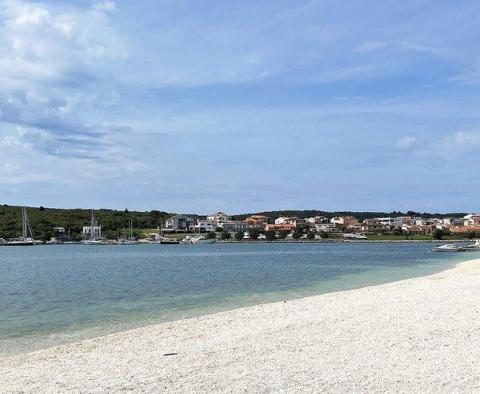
xmin=0 ymin=0 xmax=479 ymax=214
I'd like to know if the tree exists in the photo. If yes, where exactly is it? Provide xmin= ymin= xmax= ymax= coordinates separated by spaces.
xmin=249 ymin=228 xmax=260 ymax=240
xmin=265 ymin=230 xmax=277 ymax=241
xmin=393 ymin=227 xmax=403 ymax=236
xmin=234 ymin=231 xmax=244 ymax=241
xmin=104 ymin=230 xmax=118 ymax=240
xmin=433 ymin=229 xmax=444 ymax=240
xmin=277 ymin=230 xmax=289 ymax=240
xmin=220 ymin=231 xmax=232 ymax=240
xmin=320 ymin=231 xmax=329 ymax=239
xmin=293 ymin=226 xmax=303 ymax=240
xmin=206 ymin=231 xmax=217 ymax=239
xmin=306 ymin=231 xmax=315 ymax=240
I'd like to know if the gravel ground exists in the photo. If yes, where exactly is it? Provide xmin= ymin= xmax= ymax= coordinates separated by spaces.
xmin=2 ymin=258 xmax=480 ymax=393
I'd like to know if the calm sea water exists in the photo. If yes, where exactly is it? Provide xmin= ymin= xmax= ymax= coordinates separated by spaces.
xmin=0 ymin=242 xmax=474 ymax=355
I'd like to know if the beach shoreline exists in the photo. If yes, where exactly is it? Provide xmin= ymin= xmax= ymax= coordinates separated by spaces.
xmin=2 ymin=257 xmax=480 ymax=392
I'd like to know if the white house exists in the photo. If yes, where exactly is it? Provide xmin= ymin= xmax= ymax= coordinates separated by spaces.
xmin=376 ymin=217 xmax=403 ymax=228
xmin=274 ymin=217 xmax=305 ymax=227
xmin=194 ymin=220 xmax=216 ymax=232
xmin=306 ymin=216 xmax=329 ymax=224
xmin=82 ymin=226 xmax=102 ymax=239
xmin=220 ymin=221 xmax=249 ymax=233
xmin=163 ymin=215 xmax=196 ymax=232
xmin=315 ymin=223 xmax=342 ymax=234
xmin=464 ymin=214 xmax=480 ymax=227
xmin=207 ymin=212 xmax=229 ymax=226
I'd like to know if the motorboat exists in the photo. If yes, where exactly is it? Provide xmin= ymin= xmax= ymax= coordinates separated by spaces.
xmin=343 ymin=232 xmax=368 ymax=240
xmin=464 ymin=240 xmax=480 ymax=250
xmin=160 ymin=237 xmax=180 ymax=244
xmin=182 ymin=235 xmax=217 ymax=244
xmin=434 ymin=244 xmax=466 ymax=252
xmin=191 ymin=235 xmax=216 ymax=244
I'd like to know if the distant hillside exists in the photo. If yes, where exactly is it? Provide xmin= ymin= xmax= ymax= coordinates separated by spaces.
xmin=0 ymin=205 xmax=468 ymax=241
xmin=0 ymin=205 xmax=170 ymax=241
xmin=233 ymin=210 xmax=467 ymax=221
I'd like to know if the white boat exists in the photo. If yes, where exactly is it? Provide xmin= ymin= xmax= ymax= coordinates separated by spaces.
xmin=343 ymin=232 xmax=368 ymax=240
xmin=434 ymin=244 xmax=465 ymax=252
xmin=5 ymin=207 xmax=37 ymax=246
xmin=182 ymin=235 xmax=216 ymax=244
xmin=464 ymin=240 xmax=480 ymax=250
xmin=193 ymin=236 xmax=216 ymax=244
xmin=82 ymin=210 xmax=107 ymax=245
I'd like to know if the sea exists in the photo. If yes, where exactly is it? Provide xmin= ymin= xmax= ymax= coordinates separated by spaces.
xmin=0 ymin=242 xmax=475 ymax=355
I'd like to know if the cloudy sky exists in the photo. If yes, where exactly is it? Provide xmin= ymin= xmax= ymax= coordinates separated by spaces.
xmin=0 ymin=0 xmax=479 ymax=213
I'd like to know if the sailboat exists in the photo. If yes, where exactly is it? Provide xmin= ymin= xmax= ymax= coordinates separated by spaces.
xmin=5 ymin=207 xmax=36 ymax=246
xmin=117 ymin=219 xmax=138 ymax=244
xmin=82 ymin=210 xmax=105 ymax=245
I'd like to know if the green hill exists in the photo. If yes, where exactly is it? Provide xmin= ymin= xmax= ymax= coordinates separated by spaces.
xmin=0 ymin=205 xmax=170 ymax=241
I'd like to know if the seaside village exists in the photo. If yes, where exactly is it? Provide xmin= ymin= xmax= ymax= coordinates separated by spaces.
xmin=158 ymin=212 xmax=480 ymax=241
xmin=2 ymin=208 xmax=480 ymax=246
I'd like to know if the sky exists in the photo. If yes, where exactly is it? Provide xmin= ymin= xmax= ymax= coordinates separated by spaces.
xmin=0 ymin=0 xmax=479 ymax=214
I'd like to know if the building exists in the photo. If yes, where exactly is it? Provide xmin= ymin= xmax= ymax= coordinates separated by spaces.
xmin=402 ymin=225 xmax=424 ymax=234
xmin=274 ymin=217 xmax=305 ymax=227
xmin=194 ymin=220 xmax=216 ymax=232
xmin=265 ymin=223 xmax=296 ymax=232
xmin=376 ymin=217 xmax=403 ymax=228
xmin=306 ymin=216 xmax=329 ymax=224
xmin=361 ymin=219 xmax=386 ymax=233
xmin=451 ymin=225 xmax=480 ymax=235
xmin=244 ymin=215 xmax=270 ymax=228
xmin=464 ymin=214 xmax=480 ymax=227
xmin=220 ymin=221 xmax=249 ymax=233
xmin=331 ymin=216 xmax=360 ymax=229
xmin=207 ymin=212 xmax=229 ymax=226
xmin=315 ymin=223 xmax=342 ymax=234
xmin=163 ymin=214 xmax=196 ymax=232
xmin=82 ymin=226 xmax=102 ymax=239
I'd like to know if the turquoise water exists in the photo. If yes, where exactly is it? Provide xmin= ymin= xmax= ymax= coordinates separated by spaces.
xmin=0 ymin=242 xmax=474 ymax=355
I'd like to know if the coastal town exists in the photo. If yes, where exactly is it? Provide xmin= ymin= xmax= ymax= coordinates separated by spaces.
xmin=1 ymin=207 xmax=480 ymax=245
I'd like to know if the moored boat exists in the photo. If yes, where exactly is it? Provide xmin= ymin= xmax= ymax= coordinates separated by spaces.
xmin=4 ymin=207 xmax=38 ymax=246
xmin=159 ymin=237 xmax=180 ymax=244
xmin=343 ymin=232 xmax=368 ymax=240
xmin=464 ymin=240 xmax=480 ymax=250
xmin=434 ymin=244 xmax=466 ymax=252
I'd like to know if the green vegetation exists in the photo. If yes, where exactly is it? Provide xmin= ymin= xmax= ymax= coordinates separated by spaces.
xmin=248 ymin=228 xmax=260 ymax=240
xmin=433 ymin=229 xmax=445 ymax=240
xmin=292 ymin=226 xmax=304 ymax=240
xmin=206 ymin=231 xmax=217 ymax=239
xmin=220 ymin=231 xmax=232 ymax=241
xmin=234 ymin=231 xmax=244 ymax=241
xmin=0 ymin=205 xmax=169 ymax=241
xmin=265 ymin=230 xmax=277 ymax=241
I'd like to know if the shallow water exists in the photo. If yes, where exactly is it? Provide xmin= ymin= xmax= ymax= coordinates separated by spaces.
xmin=0 ymin=242 xmax=474 ymax=355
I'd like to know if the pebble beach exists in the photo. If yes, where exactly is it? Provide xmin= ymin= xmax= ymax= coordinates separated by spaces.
xmin=2 ymin=258 xmax=480 ymax=393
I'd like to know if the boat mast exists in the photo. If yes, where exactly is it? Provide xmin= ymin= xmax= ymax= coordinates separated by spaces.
xmin=22 ymin=207 xmax=27 ymax=240
xmin=90 ymin=209 xmax=95 ymax=240
xmin=21 ymin=207 xmax=34 ymax=240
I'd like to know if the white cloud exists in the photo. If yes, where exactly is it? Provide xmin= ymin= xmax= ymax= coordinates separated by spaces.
xmin=396 ymin=136 xmax=416 ymax=150
xmin=441 ymin=131 xmax=480 ymax=149
xmin=355 ymin=41 xmax=386 ymax=52
xmin=94 ymin=1 xmax=117 ymax=14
